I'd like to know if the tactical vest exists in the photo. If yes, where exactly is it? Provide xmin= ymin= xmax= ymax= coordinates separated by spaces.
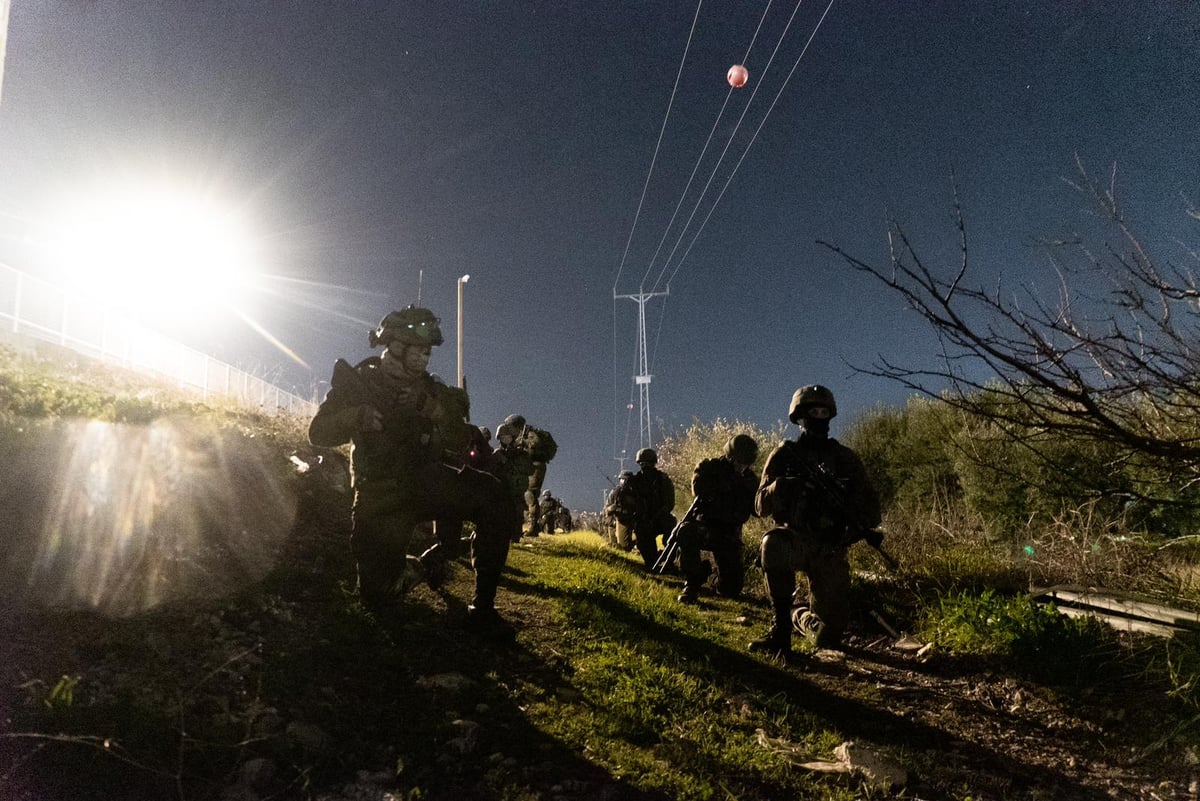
xmin=335 ymin=357 xmax=474 ymax=481
xmin=692 ymin=457 xmax=756 ymax=528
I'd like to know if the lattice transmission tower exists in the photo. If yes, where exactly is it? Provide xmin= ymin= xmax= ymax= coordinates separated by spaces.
xmin=615 ymin=287 xmax=668 ymax=457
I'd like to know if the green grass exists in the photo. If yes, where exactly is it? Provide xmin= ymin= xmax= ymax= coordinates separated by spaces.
xmin=0 ymin=343 xmax=310 ymax=441
xmin=4 ymin=342 xmax=1200 ymax=799
xmin=501 ymin=536 xmax=845 ymax=799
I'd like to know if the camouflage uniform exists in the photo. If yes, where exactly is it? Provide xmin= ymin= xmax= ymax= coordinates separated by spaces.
xmin=751 ymin=385 xmax=880 ymax=655
xmin=675 ymin=435 xmax=759 ymax=603
xmin=627 ymin=449 xmax=676 ymax=570
xmin=308 ymin=307 xmax=519 ymax=629
xmin=504 ymin=416 xmax=557 ymax=535
xmin=537 ymin=491 xmax=559 ymax=533
xmin=604 ymin=471 xmax=637 ymax=549
xmin=554 ymin=503 xmax=574 ymax=532
xmin=491 ymin=423 xmax=535 ymax=541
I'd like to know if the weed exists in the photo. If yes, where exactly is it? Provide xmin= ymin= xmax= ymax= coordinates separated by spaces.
xmin=922 ymin=589 xmax=1121 ymax=685
xmin=44 ymin=675 xmax=80 ymax=711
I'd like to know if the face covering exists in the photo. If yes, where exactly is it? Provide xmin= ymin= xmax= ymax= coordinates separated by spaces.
xmin=799 ymin=417 xmax=830 ymax=441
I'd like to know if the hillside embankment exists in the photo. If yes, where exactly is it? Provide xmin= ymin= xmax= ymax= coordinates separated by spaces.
xmin=0 ymin=344 xmax=1197 ymax=800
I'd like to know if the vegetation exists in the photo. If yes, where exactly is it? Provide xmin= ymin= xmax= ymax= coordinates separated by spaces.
xmin=821 ymin=160 xmax=1200 ymax=526
xmin=3 ymin=343 xmax=1200 ymax=799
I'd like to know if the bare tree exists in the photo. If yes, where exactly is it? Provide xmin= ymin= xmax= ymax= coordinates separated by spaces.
xmin=820 ymin=158 xmax=1200 ymax=509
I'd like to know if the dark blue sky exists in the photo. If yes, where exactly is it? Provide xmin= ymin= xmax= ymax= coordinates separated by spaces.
xmin=1 ymin=2 xmax=1198 ymax=512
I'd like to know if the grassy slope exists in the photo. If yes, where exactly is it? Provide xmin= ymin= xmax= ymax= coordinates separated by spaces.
xmin=0 ymin=345 xmax=1197 ymax=800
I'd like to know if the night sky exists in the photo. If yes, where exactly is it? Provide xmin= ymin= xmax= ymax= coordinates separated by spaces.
xmin=1 ymin=2 xmax=1198 ymax=512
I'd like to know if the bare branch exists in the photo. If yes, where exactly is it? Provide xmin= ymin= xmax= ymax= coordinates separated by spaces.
xmin=820 ymin=160 xmax=1200 ymax=507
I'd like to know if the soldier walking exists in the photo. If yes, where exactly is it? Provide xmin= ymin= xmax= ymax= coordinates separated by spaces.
xmin=492 ymin=422 xmax=535 ymax=541
xmin=627 ymin=448 xmax=676 ymax=570
xmin=502 ymin=414 xmax=557 ymax=536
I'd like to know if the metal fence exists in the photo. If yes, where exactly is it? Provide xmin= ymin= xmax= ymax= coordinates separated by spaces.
xmin=0 ymin=261 xmax=316 ymax=417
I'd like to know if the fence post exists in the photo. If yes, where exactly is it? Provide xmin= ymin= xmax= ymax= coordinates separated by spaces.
xmin=12 ymin=269 xmax=21 ymax=333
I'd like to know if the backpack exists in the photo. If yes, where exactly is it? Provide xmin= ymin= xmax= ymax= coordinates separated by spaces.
xmin=608 ymin=481 xmax=640 ymax=523
xmin=523 ymin=427 xmax=558 ymax=462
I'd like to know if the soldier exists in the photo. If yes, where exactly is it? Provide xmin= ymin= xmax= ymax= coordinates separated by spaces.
xmin=749 ymin=385 xmax=881 ymax=657
xmin=538 ymin=490 xmax=559 ymax=533
xmin=674 ymin=434 xmax=759 ymax=604
xmin=492 ymin=422 xmax=535 ymax=540
xmin=503 ymin=414 xmax=557 ymax=535
xmin=307 ymin=306 xmax=520 ymax=635
xmin=554 ymin=500 xmax=574 ymax=532
xmin=604 ymin=470 xmax=638 ymax=549
xmin=627 ymin=448 xmax=676 ymax=570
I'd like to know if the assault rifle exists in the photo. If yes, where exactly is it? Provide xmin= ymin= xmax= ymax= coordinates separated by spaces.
xmin=331 ymin=357 xmax=418 ymax=427
xmin=651 ymin=497 xmax=700 ymax=575
xmin=329 ymin=358 xmax=474 ymax=469
xmin=784 ymin=457 xmax=898 ymax=570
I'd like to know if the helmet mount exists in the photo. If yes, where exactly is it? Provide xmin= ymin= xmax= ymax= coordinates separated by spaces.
xmin=370 ymin=306 xmax=444 ymax=349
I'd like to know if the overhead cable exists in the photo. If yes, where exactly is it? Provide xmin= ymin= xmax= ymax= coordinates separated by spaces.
xmin=612 ymin=0 xmax=704 ymax=295
xmin=637 ymin=2 xmax=776 ymax=293
xmin=664 ymin=0 xmax=836 ymax=290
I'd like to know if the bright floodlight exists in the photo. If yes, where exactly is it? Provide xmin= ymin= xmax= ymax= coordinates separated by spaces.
xmin=49 ymin=178 xmax=262 ymax=323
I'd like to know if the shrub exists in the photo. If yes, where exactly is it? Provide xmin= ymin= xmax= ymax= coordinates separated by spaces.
xmin=922 ymin=588 xmax=1115 ymax=685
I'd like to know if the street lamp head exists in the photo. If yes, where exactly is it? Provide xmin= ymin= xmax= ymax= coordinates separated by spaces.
xmin=460 ymin=274 xmax=470 ymax=284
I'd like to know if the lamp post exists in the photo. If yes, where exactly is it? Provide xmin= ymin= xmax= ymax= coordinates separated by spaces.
xmin=456 ymin=274 xmax=470 ymax=388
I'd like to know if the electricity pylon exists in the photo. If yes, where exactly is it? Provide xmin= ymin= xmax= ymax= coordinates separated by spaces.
xmin=615 ymin=287 xmax=668 ymax=454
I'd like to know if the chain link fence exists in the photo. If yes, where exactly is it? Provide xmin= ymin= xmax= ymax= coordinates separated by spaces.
xmin=0 ymin=262 xmax=315 ymax=417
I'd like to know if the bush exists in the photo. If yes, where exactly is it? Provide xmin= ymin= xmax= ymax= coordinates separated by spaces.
xmin=922 ymin=589 xmax=1116 ymax=685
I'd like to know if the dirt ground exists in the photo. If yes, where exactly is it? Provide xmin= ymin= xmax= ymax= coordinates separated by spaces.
xmin=1 ymin=453 xmax=1198 ymax=801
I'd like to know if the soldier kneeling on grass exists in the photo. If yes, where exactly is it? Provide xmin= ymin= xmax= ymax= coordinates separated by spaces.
xmin=749 ymin=385 xmax=880 ymax=658
xmin=674 ymin=434 xmax=760 ymax=605
xmin=307 ymin=306 xmax=520 ymax=637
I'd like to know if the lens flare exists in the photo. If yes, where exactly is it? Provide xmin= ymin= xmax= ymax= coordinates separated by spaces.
xmin=3 ymin=418 xmax=299 ymax=616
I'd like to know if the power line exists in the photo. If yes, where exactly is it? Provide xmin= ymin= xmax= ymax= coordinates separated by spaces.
xmin=611 ymin=0 xmax=704 ymax=295
xmin=663 ymin=0 xmax=837 ymax=290
xmin=611 ymin=0 xmax=703 ymax=466
xmin=650 ymin=0 xmax=816 ymax=296
xmin=637 ymin=0 xmax=776 ymax=294
xmin=612 ymin=0 xmax=837 ymax=457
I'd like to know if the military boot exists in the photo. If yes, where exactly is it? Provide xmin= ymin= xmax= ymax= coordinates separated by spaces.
xmin=466 ymin=571 xmax=516 ymax=642
xmin=750 ymin=569 xmax=797 ymax=659
xmin=465 ymin=604 xmax=515 ymax=641
xmin=419 ymin=543 xmax=455 ymax=591
xmin=389 ymin=555 xmax=426 ymax=597
xmin=677 ymin=560 xmax=712 ymax=605
xmin=676 ymin=587 xmax=699 ymax=605
xmin=748 ymin=616 xmax=793 ymax=659
xmin=420 ymin=554 xmax=449 ymax=591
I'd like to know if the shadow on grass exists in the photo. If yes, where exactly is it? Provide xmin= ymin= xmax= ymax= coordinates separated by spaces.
xmin=499 ymin=565 xmax=1113 ymax=801
xmin=0 ymin=489 xmax=676 ymax=801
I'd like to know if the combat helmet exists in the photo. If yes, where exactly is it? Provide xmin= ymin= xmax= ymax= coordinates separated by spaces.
xmin=636 ymin=448 xmax=658 ymax=465
xmin=789 ymin=385 xmax=837 ymax=423
xmin=504 ymin=414 xmax=526 ymax=430
xmin=724 ymin=433 xmax=759 ymax=465
xmin=496 ymin=423 xmax=518 ymax=442
xmin=369 ymin=306 xmax=444 ymax=349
